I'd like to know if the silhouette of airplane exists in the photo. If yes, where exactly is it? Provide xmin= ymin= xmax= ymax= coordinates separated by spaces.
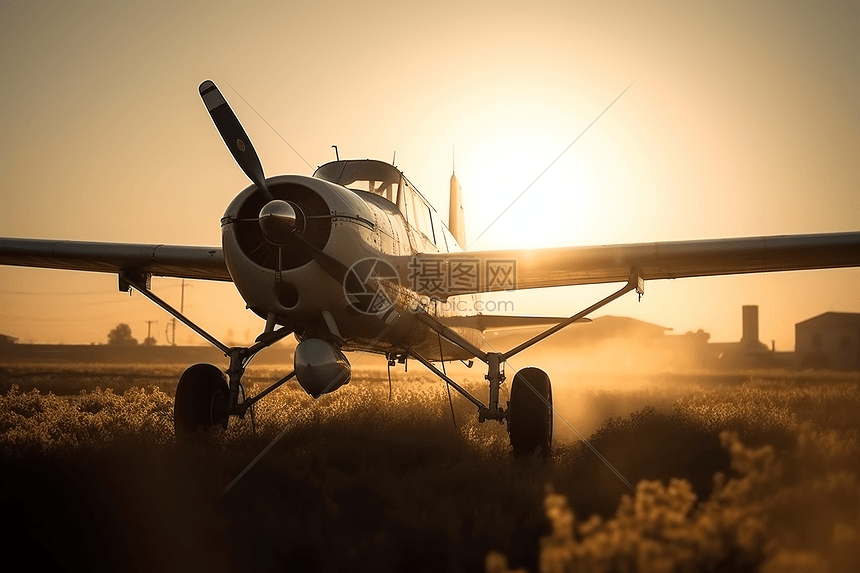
xmin=2 ymin=80 xmax=859 ymax=456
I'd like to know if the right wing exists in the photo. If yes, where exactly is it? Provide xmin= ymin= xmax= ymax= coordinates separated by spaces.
xmin=396 ymin=232 xmax=860 ymax=298
xmin=0 ymin=238 xmax=230 ymax=282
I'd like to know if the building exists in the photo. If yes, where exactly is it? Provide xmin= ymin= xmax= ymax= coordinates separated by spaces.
xmin=795 ymin=313 xmax=860 ymax=370
xmin=703 ymin=305 xmax=791 ymax=369
xmin=0 ymin=334 xmax=18 ymax=345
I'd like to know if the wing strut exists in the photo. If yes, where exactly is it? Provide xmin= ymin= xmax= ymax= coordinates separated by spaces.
xmin=120 ymin=270 xmax=231 ymax=354
xmin=502 ymin=268 xmax=643 ymax=361
xmin=409 ymin=269 xmax=645 ymax=424
xmin=118 ymin=270 xmax=295 ymax=421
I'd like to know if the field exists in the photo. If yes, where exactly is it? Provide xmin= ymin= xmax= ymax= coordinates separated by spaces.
xmin=1 ymin=362 xmax=859 ymax=572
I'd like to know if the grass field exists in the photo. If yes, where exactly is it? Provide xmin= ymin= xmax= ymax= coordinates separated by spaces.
xmin=1 ymin=363 xmax=858 ymax=572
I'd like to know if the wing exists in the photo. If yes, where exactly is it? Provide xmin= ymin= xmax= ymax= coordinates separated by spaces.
xmin=396 ymin=232 xmax=860 ymax=297
xmin=0 ymin=238 xmax=230 ymax=282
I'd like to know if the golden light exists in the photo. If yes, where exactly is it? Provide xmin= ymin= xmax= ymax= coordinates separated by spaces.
xmin=460 ymin=130 xmax=598 ymax=250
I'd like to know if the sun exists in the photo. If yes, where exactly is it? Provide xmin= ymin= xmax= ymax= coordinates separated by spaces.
xmin=458 ymin=131 xmax=598 ymax=251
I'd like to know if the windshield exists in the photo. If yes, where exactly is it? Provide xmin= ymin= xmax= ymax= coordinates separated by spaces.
xmin=314 ymin=160 xmax=402 ymax=204
xmin=314 ymin=159 xmax=440 ymax=246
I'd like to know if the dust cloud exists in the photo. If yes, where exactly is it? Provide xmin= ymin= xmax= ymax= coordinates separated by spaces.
xmin=481 ymin=321 xmax=716 ymax=441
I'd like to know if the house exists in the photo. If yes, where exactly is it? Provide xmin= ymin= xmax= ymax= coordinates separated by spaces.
xmin=0 ymin=333 xmax=18 ymax=345
xmin=796 ymin=313 xmax=860 ymax=370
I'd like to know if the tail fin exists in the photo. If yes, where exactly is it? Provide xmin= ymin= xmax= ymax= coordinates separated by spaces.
xmin=449 ymin=171 xmax=466 ymax=249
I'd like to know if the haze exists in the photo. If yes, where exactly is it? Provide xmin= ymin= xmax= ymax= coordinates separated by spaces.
xmin=1 ymin=0 xmax=858 ymax=352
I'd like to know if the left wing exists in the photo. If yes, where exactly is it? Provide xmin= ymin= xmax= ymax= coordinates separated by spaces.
xmin=395 ymin=232 xmax=860 ymax=298
xmin=0 ymin=238 xmax=230 ymax=282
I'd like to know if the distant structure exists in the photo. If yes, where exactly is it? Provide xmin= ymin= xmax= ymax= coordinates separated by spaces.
xmin=740 ymin=305 xmax=768 ymax=351
xmin=486 ymin=315 xmax=709 ymax=372
xmin=704 ymin=305 xmax=791 ymax=369
xmin=795 ymin=313 xmax=860 ymax=370
xmin=571 ymin=315 xmax=672 ymax=342
xmin=5 ymin=310 xmax=859 ymax=371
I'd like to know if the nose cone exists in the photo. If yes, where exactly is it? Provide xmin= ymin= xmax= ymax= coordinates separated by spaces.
xmin=259 ymin=200 xmax=298 ymax=245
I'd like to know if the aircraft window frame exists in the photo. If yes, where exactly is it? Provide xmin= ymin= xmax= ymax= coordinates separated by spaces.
xmin=427 ymin=206 xmax=437 ymax=245
xmin=314 ymin=159 xmax=449 ymax=248
xmin=406 ymin=186 xmax=435 ymax=244
xmin=433 ymin=213 xmax=448 ymax=251
xmin=399 ymin=179 xmax=410 ymax=223
xmin=314 ymin=160 xmax=403 ymax=205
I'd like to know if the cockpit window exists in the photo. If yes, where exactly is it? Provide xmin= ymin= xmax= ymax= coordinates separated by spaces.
xmin=314 ymin=160 xmax=402 ymax=204
xmin=314 ymin=159 xmax=440 ymax=246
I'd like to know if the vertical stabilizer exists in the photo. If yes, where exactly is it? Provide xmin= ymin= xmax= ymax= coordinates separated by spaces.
xmin=449 ymin=171 xmax=466 ymax=249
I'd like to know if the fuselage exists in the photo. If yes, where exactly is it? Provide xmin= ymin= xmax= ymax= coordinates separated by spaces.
xmin=221 ymin=159 xmax=483 ymax=361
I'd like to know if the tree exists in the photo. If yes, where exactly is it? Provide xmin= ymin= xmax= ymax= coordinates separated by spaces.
xmin=107 ymin=323 xmax=138 ymax=346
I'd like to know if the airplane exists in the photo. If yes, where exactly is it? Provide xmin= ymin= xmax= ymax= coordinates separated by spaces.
xmin=2 ymin=79 xmax=859 ymax=458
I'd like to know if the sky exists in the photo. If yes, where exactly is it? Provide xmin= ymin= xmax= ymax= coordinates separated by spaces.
xmin=1 ymin=0 xmax=858 ymax=352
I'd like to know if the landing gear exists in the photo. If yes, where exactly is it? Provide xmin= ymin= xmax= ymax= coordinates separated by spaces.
xmin=508 ymin=368 xmax=553 ymax=458
xmin=174 ymin=363 xmax=229 ymax=435
xmin=118 ymin=270 xmax=299 ymax=438
xmin=410 ymin=270 xmax=644 ymax=458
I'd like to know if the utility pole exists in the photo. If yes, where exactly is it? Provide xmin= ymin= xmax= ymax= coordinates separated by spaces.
xmin=167 ymin=279 xmax=187 ymax=346
xmin=144 ymin=320 xmax=158 ymax=345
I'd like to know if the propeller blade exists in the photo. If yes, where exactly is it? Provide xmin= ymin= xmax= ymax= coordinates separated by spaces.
xmin=199 ymin=80 xmax=273 ymax=201
xmin=290 ymin=231 xmax=351 ymax=285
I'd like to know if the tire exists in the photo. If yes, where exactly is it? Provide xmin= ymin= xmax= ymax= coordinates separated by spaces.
xmin=174 ymin=363 xmax=229 ymax=436
xmin=508 ymin=367 xmax=553 ymax=458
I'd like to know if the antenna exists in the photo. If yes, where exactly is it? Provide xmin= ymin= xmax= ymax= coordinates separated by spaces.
xmin=222 ymin=80 xmax=313 ymax=170
xmin=392 ymin=151 xmax=396 ymax=165
xmin=332 ymin=145 xmax=339 ymax=161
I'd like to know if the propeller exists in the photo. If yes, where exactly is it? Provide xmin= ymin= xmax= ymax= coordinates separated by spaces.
xmin=201 ymin=80 xmax=352 ymax=286
xmin=291 ymin=231 xmax=350 ymax=285
xmin=199 ymin=80 xmax=274 ymax=202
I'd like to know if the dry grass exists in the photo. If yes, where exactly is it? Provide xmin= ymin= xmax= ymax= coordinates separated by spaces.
xmin=1 ymin=364 xmax=858 ymax=572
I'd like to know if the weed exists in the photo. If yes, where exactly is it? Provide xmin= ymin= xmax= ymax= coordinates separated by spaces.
xmin=0 ymin=366 xmax=858 ymax=571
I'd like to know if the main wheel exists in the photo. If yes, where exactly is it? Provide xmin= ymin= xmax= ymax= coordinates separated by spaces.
xmin=508 ymin=367 xmax=553 ymax=458
xmin=174 ymin=363 xmax=229 ymax=436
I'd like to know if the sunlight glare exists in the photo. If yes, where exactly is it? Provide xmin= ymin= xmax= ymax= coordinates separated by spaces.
xmin=464 ymin=131 xmax=597 ymax=250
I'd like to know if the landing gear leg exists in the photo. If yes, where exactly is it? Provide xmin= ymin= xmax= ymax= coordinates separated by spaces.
xmin=117 ymin=271 xmax=296 ymax=436
xmin=479 ymin=352 xmax=506 ymax=422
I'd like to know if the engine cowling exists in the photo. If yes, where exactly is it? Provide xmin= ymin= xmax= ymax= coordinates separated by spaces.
xmin=294 ymin=338 xmax=351 ymax=398
xmin=227 ymin=179 xmax=332 ymax=272
xmin=221 ymin=174 xmax=384 ymax=323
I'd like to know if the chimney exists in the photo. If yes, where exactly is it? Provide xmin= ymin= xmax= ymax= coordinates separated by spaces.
xmin=741 ymin=305 xmax=760 ymax=348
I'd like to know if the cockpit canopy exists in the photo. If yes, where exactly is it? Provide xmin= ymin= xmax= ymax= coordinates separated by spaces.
xmin=313 ymin=159 xmax=453 ymax=251
xmin=314 ymin=159 xmax=404 ymax=204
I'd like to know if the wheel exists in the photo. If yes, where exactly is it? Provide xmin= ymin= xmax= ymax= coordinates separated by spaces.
xmin=174 ymin=363 xmax=229 ymax=436
xmin=508 ymin=367 xmax=553 ymax=458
